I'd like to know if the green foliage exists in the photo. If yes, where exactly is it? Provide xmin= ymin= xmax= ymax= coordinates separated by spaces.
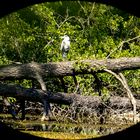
xmin=7 ymin=97 xmax=16 ymax=103
xmin=0 ymin=1 xmax=140 ymax=96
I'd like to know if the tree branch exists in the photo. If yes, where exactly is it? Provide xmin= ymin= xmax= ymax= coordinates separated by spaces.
xmin=104 ymin=69 xmax=137 ymax=123
xmin=0 ymin=83 xmax=140 ymax=112
xmin=106 ymin=36 xmax=140 ymax=58
xmin=0 ymin=57 xmax=140 ymax=80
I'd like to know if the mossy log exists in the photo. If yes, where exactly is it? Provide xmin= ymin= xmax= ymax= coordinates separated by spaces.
xmin=0 ymin=57 xmax=140 ymax=80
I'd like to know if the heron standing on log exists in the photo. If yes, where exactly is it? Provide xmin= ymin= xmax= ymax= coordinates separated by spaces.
xmin=60 ymin=35 xmax=70 ymax=59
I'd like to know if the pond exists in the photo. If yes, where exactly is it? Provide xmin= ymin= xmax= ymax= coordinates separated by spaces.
xmin=1 ymin=114 xmax=133 ymax=139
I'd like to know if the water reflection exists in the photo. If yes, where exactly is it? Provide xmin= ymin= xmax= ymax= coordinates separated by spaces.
xmin=9 ymin=122 xmax=128 ymax=136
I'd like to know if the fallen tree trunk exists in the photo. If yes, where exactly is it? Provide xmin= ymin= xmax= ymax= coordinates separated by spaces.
xmin=1 ymin=83 xmax=140 ymax=111
xmin=0 ymin=57 xmax=140 ymax=80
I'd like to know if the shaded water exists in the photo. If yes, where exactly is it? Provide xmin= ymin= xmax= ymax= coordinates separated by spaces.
xmin=0 ymin=114 xmax=133 ymax=139
xmin=4 ymin=120 xmax=132 ymax=138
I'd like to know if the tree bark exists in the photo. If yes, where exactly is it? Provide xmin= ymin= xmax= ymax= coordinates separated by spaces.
xmin=1 ymin=83 xmax=140 ymax=111
xmin=0 ymin=57 xmax=140 ymax=80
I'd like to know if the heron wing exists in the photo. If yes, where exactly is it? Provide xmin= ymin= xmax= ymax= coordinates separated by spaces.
xmin=64 ymin=41 xmax=70 ymax=51
xmin=60 ymin=40 xmax=65 ymax=50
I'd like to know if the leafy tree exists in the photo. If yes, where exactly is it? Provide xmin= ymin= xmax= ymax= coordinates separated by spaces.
xmin=0 ymin=1 xmax=139 ymax=96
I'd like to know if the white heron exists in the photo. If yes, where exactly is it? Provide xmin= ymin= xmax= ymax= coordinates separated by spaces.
xmin=60 ymin=35 xmax=70 ymax=58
